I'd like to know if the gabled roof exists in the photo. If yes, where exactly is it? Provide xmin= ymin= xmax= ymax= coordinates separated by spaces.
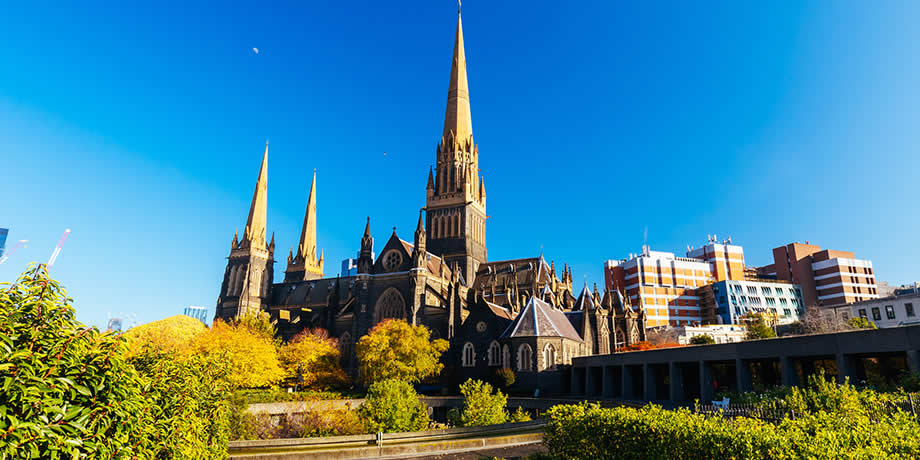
xmin=573 ymin=284 xmax=595 ymax=311
xmin=485 ymin=301 xmax=514 ymax=320
xmin=471 ymin=257 xmax=554 ymax=291
xmin=395 ymin=238 xmax=449 ymax=276
xmin=501 ymin=297 xmax=583 ymax=341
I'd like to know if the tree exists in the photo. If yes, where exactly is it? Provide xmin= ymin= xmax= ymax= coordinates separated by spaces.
xmin=123 ymin=314 xmax=207 ymax=358
xmin=848 ymin=317 xmax=877 ymax=330
xmin=689 ymin=334 xmax=716 ymax=345
xmin=355 ymin=319 xmax=449 ymax=384
xmin=358 ymin=379 xmax=429 ymax=433
xmin=192 ymin=319 xmax=285 ymax=388
xmin=278 ymin=328 xmax=349 ymax=389
xmin=450 ymin=379 xmax=509 ymax=427
xmin=0 ymin=265 xmax=150 ymax=458
xmin=491 ymin=368 xmax=516 ymax=389
xmin=743 ymin=313 xmax=776 ymax=340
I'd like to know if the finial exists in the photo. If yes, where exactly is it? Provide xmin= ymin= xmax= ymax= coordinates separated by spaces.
xmin=458 ymin=0 xmax=461 ymax=14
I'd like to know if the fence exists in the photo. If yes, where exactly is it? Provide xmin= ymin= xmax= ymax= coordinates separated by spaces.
xmin=696 ymin=393 xmax=920 ymax=423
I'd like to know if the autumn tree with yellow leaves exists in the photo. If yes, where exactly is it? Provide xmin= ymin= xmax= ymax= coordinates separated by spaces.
xmin=191 ymin=315 xmax=285 ymax=388
xmin=122 ymin=314 xmax=207 ymax=357
xmin=278 ymin=328 xmax=349 ymax=389
xmin=355 ymin=319 xmax=449 ymax=385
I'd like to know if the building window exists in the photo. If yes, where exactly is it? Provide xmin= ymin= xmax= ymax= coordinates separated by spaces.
xmin=542 ymin=344 xmax=557 ymax=370
xmin=906 ymin=303 xmax=915 ymax=318
xmin=885 ymin=305 xmax=896 ymax=320
xmin=462 ymin=342 xmax=476 ymax=367
xmin=872 ymin=307 xmax=881 ymax=321
xmin=502 ymin=344 xmax=511 ymax=368
xmin=487 ymin=341 xmax=500 ymax=366
xmin=783 ymin=308 xmax=791 ymax=317
xmin=517 ymin=344 xmax=533 ymax=372
xmin=858 ymin=309 xmax=867 ymax=318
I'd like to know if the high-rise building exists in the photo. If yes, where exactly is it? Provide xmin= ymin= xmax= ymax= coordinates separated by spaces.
xmin=766 ymin=242 xmax=878 ymax=307
xmin=0 ymin=228 xmax=8 ymax=258
xmin=604 ymin=240 xmax=747 ymax=327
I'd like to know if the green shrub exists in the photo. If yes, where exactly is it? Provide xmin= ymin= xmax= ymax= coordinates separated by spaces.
xmin=508 ymin=407 xmax=532 ymax=423
xmin=358 ymin=379 xmax=429 ymax=433
xmin=848 ymin=317 xmax=877 ymax=329
xmin=0 ymin=265 xmax=151 ymax=458
xmin=689 ymin=334 xmax=715 ymax=345
xmin=452 ymin=379 xmax=509 ymax=427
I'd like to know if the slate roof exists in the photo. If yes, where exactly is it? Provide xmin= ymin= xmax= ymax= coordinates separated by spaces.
xmin=573 ymin=284 xmax=595 ymax=311
xmin=501 ymin=297 xmax=583 ymax=341
xmin=485 ymin=301 xmax=514 ymax=320
xmin=471 ymin=256 xmax=553 ymax=291
xmin=397 ymin=238 xmax=450 ymax=276
xmin=564 ymin=310 xmax=585 ymax=337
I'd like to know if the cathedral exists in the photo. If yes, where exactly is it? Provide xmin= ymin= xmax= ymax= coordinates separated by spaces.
xmin=215 ymin=8 xmax=646 ymax=393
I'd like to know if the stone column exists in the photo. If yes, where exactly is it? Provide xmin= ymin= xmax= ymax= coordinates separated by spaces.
xmin=736 ymin=358 xmax=753 ymax=392
xmin=780 ymin=356 xmax=798 ymax=387
xmin=643 ymin=364 xmax=656 ymax=401
xmin=700 ymin=361 xmax=715 ymax=403
xmin=669 ymin=362 xmax=683 ymax=402
xmin=836 ymin=353 xmax=854 ymax=385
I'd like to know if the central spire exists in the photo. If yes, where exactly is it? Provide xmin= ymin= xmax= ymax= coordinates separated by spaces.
xmin=442 ymin=9 xmax=472 ymax=144
xmin=285 ymin=169 xmax=324 ymax=281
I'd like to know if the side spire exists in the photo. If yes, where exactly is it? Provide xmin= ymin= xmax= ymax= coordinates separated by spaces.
xmin=285 ymin=168 xmax=324 ymax=280
xmin=241 ymin=143 xmax=269 ymax=250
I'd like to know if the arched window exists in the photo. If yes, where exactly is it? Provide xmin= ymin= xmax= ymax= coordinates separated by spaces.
xmin=374 ymin=288 xmax=407 ymax=323
xmin=227 ymin=266 xmax=237 ymax=295
xmin=502 ymin=344 xmax=511 ymax=369
xmin=517 ymin=344 xmax=533 ymax=372
xmin=598 ymin=323 xmax=610 ymax=355
xmin=615 ymin=327 xmax=626 ymax=350
xmin=543 ymin=344 xmax=557 ymax=370
xmin=488 ymin=341 xmax=500 ymax=366
xmin=462 ymin=342 xmax=476 ymax=367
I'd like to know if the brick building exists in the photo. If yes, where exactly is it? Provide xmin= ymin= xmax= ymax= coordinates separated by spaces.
xmin=761 ymin=242 xmax=879 ymax=307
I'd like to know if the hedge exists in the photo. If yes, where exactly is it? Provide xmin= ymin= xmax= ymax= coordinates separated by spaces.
xmin=545 ymin=401 xmax=920 ymax=459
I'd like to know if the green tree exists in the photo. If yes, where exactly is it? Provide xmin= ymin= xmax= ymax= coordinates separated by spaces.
xmin=355 ymin=319 xmax=449 ymax=384
xmin=689 ymin=334 xmax=716 ymax=345
xmin=743 ymin=313 xmax=776 ymax=340
xmin=358 ymin=379 xmax=429 ymax=433
xmin=848 ymin=317 xmax=877 ymax=330
xmin=123 ymin=314 xmax=207 ymax=358
xmin=0 ymin=264 xmax=150 ymax=458
xmin=450 ymin=379 xmax=510 ymax=427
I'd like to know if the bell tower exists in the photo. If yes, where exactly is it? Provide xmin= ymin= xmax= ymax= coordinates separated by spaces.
xmin=426 ymin=6 xmax=487 ymax=284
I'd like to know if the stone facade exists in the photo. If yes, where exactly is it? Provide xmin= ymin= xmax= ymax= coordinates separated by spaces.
xmin=215 ymin=8 xmax=647 ymax=393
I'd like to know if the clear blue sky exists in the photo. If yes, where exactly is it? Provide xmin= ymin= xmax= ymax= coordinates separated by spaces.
xmin=2 ymin=1 xmax=918 ymax=328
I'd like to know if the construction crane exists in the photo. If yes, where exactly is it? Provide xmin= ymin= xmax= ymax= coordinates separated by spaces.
xmin=0 ymin=239 xmax=28 ymax=266
xmin=46 ymin=229 xmax=71 ymax=270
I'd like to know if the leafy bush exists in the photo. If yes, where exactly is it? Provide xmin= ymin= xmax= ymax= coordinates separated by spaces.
xmin=545 ymin=375 xmax=920 ymax=459
xmin=450 ymin=379 xmax=509 ymax=427
xmin=0 ymin=265 xmax=150 ymax=458
xmin=508 ymin=407 xmax=532 ymax=423
xmin=130 ymin=351 xmax=234 ymax=457
xmin=492 ymin=368 xmax=516 ymax=389
xmin=689 ymin=334 xmax=715 ymax=345
xmin=355 ymin=319 xmax=449 ymax=384
xmin=237 ymin=388 xmax=364 ymax=404
xmin=358 ymin=379 xmax=430 ymax=433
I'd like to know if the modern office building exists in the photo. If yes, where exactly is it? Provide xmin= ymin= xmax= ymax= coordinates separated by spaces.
xmin=604 ymin=239 xmax=746 ymax=327
xmin=701 ymin=279 xmax=805 ymax=326
xmin=764 ymin=242 xmax=878 ymax=307
xmin=0 ymin=228 xmax=8 ymax=258
xmin=671 ymin=324 xmax=748 ymax=345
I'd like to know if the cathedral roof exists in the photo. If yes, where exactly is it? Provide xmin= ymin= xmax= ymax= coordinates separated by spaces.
xmin=573 ymin=284 xmax=595 ymax=311
xmin=501 ymin=297 xmax=582 ymax=341
xmin=398 ymin=238 xmax=449 ymax=276
xmin=442 ymin=9 xmax=473 ymax=144
xmin=471 ymin=257 xmax=554 ymax=291
xmin=485 ymin=301 xmax=514 ymax=320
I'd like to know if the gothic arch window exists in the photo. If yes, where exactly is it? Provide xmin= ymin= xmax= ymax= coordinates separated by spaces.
xmin=616 ymin=327 xmax=626 ymax=350
xmin=517 ymin=344 xmax=533 ymax=372
xmin=227 ymin=266 xmax=237 ymax=295
xmin=374 ymin=288 xmax=406 ymax=323
xmin=543 ymin=344 xmax=557 ymax=370
xmin=630 ymin=324 xmax=641 ymax=344
xmin=462 ymin=342 xmax=476 ymax=367
xmin=599 ymin=323 xmax=610 ymax=355
xmin=262 ymin=268 xmax=271 ymax=294
xmin=502 ymin=344 xmax=511 ymax=369
xmin=488 ymin=341 xmax=500 ymax=366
